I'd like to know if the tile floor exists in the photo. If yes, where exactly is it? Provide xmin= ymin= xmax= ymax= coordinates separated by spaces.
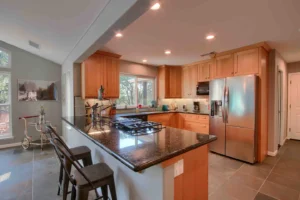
xmin=209 ymin=139 xmax=300 ymax=200
xmin=0 ymin=140 xmax=300 ymax=200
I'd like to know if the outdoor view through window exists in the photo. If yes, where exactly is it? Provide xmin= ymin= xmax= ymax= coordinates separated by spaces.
xmin=117 ymin=74 xmax=155 ymax=108
xmin=0 ymin=48 xmax=11 ymax=138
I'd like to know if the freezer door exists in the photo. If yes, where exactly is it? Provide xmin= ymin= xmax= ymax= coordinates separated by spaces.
xmin=226 ymin=126 xmax=256 ymax=163
xmin=226 ymin=75 xmax=257 ymax=129
xmin=209 ymin=79 xmax=226 ymax=155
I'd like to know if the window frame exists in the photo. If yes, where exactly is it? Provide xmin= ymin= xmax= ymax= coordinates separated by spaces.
xmin=117 ymin=73 xmax=156 ymax=109
xmin=0 ymin=71 xmax=13 ymax=139
xmin=0 ymin=47 xmax=12 ymax=68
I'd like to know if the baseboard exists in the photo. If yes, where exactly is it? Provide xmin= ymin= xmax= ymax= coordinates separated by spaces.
xmin=267 ymin=150 xmax=278 ymax=157
xmin=0 ymin=142 xmax=21 ymax=149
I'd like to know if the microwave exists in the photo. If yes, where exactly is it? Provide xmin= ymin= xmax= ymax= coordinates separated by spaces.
xmin=197 ymin=82 xmax=209 ymax=95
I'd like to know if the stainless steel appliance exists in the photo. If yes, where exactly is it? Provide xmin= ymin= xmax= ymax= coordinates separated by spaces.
xmin=197 ymin=82 xmax=209 ymax=95
xmin=113 ymin=117 xmax=164 ymax=136
xmin=209 ymin=75 xmax=257 ymax=163
xmin=193 ymin=101 xmax=200 ymax=112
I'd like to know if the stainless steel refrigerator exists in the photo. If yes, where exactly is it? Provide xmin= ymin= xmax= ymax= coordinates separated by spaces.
xmin=209 ymin=75 xmax=257 ymax=163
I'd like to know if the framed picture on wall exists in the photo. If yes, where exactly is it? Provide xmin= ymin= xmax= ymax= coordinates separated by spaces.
xmin=18 ymin=79 xmax=58 ymax=101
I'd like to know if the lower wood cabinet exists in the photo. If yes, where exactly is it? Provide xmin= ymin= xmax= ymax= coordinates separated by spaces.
xmin=148 ymin=113 xmax=209 ymax=134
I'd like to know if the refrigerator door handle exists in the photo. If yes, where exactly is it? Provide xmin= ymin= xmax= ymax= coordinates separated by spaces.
xmin=225 ymin=86 xmax=229 ymax=123
xmin=222 ymin=86 xmax=226 ymax=123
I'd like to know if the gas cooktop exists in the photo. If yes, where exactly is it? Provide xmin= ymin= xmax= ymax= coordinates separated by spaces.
xmin=112 ymin=117 xmax=164 ymax=136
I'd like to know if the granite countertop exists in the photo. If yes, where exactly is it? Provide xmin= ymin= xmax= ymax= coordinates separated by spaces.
xmin=62 ymin=116 xmax=216 ymax=172
xmin=116 ymin=110 xmax=210 ymax=118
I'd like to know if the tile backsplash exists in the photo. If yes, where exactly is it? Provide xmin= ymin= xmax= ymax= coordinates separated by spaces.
xmin=74 ymin=97 xmax=210 ymax=116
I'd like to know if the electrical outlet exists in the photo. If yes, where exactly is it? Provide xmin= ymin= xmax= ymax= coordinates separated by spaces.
xmin=174 ymin=159 xmax=184 ymax=177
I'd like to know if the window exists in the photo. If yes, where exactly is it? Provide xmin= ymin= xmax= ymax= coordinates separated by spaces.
xmin=0 ymin=47 xmax=11 ymax=68
xmin=0 ymin=72 xmax=12 ymax=138
xmin=117 ymin=74 xmax=155 ymax=107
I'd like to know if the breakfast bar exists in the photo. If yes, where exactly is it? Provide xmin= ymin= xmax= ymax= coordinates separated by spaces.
xmin=62 ymin=116 xmax=216 ymax=200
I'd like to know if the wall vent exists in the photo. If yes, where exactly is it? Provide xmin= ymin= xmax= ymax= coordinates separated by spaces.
xmin=28 ymin=40 xmax=40 ymax=49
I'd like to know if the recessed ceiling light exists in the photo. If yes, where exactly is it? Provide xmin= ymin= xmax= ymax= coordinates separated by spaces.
xmin=165 ymin=50 xmax=171 ymax=55
xmin=115 ymin=33 xmax=123 ymax=38
xmin=143 ymin=59 xmax=147 ymax=63
xmin=206 ymin=35 xmax=215 ymax=40
xmin=151 ymin=3 xmax=161 ymax=10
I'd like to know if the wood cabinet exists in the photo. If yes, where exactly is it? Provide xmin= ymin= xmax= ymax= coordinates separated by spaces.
xmin=234 ymin=48 xmax=259 ymax=76
xmin=148 ymin=113 xmax=209 ymax=134
xmin=158 ymin=66 xmax=182 ymax=99
xmin=81 ymin=51 xmax=120 ymax=99
xmin=182 ymin=65 xmax=198 ymax=98
xmin=214 ymin=54 xmax=234 ymax=78
xmin=181 ymin=114 xmax=209 ymax=134
xmin=198 ymin=60 xmax=214 ymax=82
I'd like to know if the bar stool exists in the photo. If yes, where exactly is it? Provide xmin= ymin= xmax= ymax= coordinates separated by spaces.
xmin=46 ymin=126 xmax=93 ymax=200
xmin=50 ymin=137 xmax=117 ymax=200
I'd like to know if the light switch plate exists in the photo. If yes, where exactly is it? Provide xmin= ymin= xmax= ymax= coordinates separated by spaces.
xmin=174 ymin=159 xmax=184 ymax=177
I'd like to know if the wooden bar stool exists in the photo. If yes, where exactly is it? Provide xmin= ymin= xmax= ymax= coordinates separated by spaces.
xmin=46 ymin=126 xmax=93 ymax=200
xmin=50 ymin=137 xmax=117 ymax=200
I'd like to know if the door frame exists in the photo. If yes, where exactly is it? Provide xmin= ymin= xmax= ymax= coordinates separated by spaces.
xmin=277 ymin=70 xmax=283 ymax=146
xmin=287 ymin=72 xmax=300 ymax=139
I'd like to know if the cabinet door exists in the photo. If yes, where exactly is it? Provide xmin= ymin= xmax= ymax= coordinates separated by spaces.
xmin=198 ymin=60 xmax=214 ymax=82
xmin=189 ymin=65 xmax=198 ymax=97
xmin=182 ymin=67 xmax=190 ymax=98
xmin=158 ymin=67 xmax=166 ymax=99
xmin=103 ymin=57 xmax=119 ymax=98
xmin=234 ymin=48 xmax=259 ymax=76
xmin=214 ymin=54 xmax=234 ymax=78
xmin=82 ymin=54 xmax=103 ymax=98
xmin=169 ymin=67 xmax=182 ymax=98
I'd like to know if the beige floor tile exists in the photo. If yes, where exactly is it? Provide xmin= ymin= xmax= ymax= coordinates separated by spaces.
xmin=267 ymin=172 xmax=300 ymax=192
xmin=254 ymin=192 xmax=277 ymax=200
xmin=260 ymin=181 xmax=299 ymax=200
xmin=228 ymin=171 xmax=264 ymax=191
xmin=238 ymin=164 xmax=271 ymax=179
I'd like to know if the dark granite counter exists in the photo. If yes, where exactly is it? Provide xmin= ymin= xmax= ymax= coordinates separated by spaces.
xmin=116 ymin=110 xmax=209 ymax=118
xmin=62 ymin=116 xmax=216 ymax=172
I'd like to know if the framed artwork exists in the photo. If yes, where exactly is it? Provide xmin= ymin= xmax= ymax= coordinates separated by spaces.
xmin=18 ymin=79 xmax=58 ymax=101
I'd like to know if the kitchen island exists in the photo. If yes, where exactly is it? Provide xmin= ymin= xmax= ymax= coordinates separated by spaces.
xmin=62 ymin=116 xmax=216 ymax=200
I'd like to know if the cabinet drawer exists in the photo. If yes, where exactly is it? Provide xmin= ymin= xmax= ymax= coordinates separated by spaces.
xmin=184 ymin=122 xmax=209 ymax=134
xmin=182 ymin=114 xmax=209 ymax=124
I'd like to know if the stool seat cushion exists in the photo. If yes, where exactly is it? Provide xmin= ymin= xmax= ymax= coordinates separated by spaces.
xmin=73 ymin=162 xmax=114 ymax=189
xmin=70 ymin=146 xmax=91 ymax=160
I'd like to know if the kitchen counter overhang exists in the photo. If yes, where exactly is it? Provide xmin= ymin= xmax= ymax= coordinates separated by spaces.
xmin=62 ymin=116 xmax=216 ymax=172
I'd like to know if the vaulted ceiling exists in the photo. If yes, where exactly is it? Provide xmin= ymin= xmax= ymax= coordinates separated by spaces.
xmin=0 ymin=0 xmax=110 ymax=64
xmin=105 ymin=0 xmax=300 ymax=65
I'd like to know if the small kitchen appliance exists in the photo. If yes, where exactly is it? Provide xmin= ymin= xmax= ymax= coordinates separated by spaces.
xmin=193 ymin=101 xmax=200 ymax=112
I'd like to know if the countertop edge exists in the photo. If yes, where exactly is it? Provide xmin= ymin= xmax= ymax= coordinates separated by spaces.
xmin=116 ymin=111 xmax=210 ymax=118
xmin=62 ymin=117 xmax=216 ymax=172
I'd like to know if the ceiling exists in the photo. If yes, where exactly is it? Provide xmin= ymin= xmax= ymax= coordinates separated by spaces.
xmin=0 ymin=0 xmax=110 ymax=64
xmin=104 ymin=0 xmax=300 ymax=65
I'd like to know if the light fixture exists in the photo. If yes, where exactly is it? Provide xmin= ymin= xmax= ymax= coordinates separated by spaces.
xmin=143 ymin=59 xmax=147 ymax=63
xmin=165 ymin=50 xmax=171 ymax=55
xmin=115 ymin=33 xmax=123 ymax=38
xmin=151 ymin=2 xmax=161 ymax=10
xmin=206 ymin=35 xmax=215 ymax=40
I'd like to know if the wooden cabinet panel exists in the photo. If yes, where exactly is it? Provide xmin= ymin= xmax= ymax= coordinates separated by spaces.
xmin=158 ymin=66 xmax=181 ymax=99
xmin=103 ymin=57 xmax=119 ymax=98
xmin=214 ymin=54 xmax=234 ymax=78
xmin=169 ymin=67 xmax=182 ymax=98
xmin=148 ymin=113 xmax=174 ymax=127
xmin=182 ymin=65 xmax=198 ymax=98
xmin=182 ymin=67 xmax=190 ymax=98
xmin=234 ymin=48 xmax=259 ymax=76
xmin=198 ymin=60 xmax=214 ymax=82
xmin=81 ymin=51 xmax=120 ymax=99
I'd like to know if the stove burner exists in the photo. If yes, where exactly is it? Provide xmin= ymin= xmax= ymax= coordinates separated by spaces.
xmin=112 ymin=117 xmax=164 ymax=136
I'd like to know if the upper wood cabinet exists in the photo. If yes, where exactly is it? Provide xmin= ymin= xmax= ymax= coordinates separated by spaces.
xmin=182 ymin=65 xmax=198 ymax=98
xmin=198 ymin=60 xmax=214 ymax=82
xmin=214 ymin=54 xmax=234 ymax=78
xmin=81 ymin=51 xmax=120 ymax=99
xmin=158 ymin=66 xmax=182 ymax=99
xmin=234 ymin=48 xmax=259 ymax=76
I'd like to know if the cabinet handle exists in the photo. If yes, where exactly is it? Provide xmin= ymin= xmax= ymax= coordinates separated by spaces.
xmin=231 ymin=72 xmax=234 ymax=75
xmin=235 ymin=71 xmax=237 ymax=74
